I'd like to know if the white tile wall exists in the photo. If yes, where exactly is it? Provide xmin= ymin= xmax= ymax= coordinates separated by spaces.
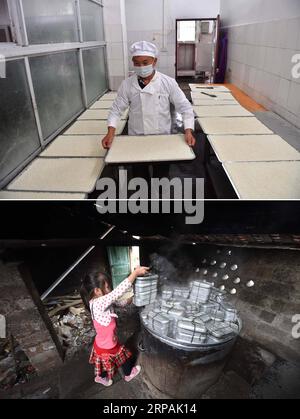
xmin=103 ymin=0 xmax=128 ymax=90
xmin=105 ymin=24 xmax=123 ymax=43
xmin=108 ymin=43 xmax=124 ymax=61
xmin=225 ymin=16 xmax=300 ymax=129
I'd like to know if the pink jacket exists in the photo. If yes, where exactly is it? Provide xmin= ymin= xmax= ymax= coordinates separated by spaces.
xmin=89 ymin=277 xmax=131 ymax=349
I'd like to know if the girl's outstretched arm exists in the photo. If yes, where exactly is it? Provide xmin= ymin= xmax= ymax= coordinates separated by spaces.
xmin=92 ymin=266 xmax=149 ymax=312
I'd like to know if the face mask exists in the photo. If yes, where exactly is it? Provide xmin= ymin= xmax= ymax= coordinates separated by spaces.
xmin=134 ymin=64 xmax=154 ymax=78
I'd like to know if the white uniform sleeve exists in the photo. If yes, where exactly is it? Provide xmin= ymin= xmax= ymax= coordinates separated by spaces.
xmin=107 ymin=81 xmax=130 ymax=128
xmin=169 ymin=80 xmax=195 ymax=131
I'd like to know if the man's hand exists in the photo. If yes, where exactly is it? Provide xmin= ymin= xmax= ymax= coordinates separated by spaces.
xmin=102 ymin=126 xmax=116 ymax=149
xmin=102 ymin=133 xmax=114 ymax=149
xmin=185 ymin=129 xmax=196 ymax=146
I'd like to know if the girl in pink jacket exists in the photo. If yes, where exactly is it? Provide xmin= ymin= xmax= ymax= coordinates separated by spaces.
xmin=80 ymin=266 xmax=149 ymax=387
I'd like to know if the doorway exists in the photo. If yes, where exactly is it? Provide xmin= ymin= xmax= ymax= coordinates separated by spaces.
xmin=107 ymin=246 xmax=140 ymax=287
xmin=175 ymin=17 xmax=220 ymax=83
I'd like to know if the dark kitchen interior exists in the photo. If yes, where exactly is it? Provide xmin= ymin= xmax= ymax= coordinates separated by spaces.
xmin=0 ymin=201 xmax=300 ymax=399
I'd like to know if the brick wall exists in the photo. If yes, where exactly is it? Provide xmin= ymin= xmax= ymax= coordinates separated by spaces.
xmin=0 ymin=261 xmax=63 ymax=373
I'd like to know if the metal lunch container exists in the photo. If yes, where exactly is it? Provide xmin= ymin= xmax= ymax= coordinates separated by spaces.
xmin=200 ymin=301 xmax=219 ymax=314
xmin=134 ymin=294 xmax=157 ymax=307
xmin=162 ymin=289 xmax=173 ymax=299
xmin=148 ymin=311 xmax=170 ymax=335
xmin=176 ymin=330 xmax=207 ymax=345
xmin=210 ymin=310 xmax=225 ymax=322
xmin=134 ymin=274 xmax=158 ymax=307
xmin=222 ymin=303 xmax=238 ymax=322
xmin=173 ymin=287 xmax=190 ymax=299
xmin=189 ymin=280 xmax=212 ymax=303
xmin=177 ymin=319 xmax=207 ymax=334
xmin=161 ymin=307 xmax=185 ymax=318
xmin=207 ymin=321 xmax=237 ymax=340
xmin=194 ymin=313 xmax=211 ymax=323
xmin=161 ymin=299 xmax=183 ymax=309
xmin=161 ymin=284 xmax=174 ymax=294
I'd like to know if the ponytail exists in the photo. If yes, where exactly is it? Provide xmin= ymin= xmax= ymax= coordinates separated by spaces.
xmin=80 ymin=272 xmax=111 ymax=311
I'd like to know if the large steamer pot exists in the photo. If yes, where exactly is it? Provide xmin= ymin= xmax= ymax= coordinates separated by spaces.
xmin=139 ymin=323 xmax=240 ymax=398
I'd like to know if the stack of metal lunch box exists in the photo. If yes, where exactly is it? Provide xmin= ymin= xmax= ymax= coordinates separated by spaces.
xmin=161 ymin=305 xmax=185 ymax=318
xmin=200 ymin=301 xmax=220 ymax=314
xmin=173 ymin=287 xmax=190 ymax=299
xmin=161 ymin=287 xmax=174 ymax=300
xmin=147 ymin=310 xmax=170 ymax=335
xmin=221 ymin=303 xmax=238 ymax=323
xmin=133 ymin=273 xmax=158 ymax=307
xmin=181 ymin=300 xmax=200 ymax=316
xmin=138 ymin=274 xmax=241 ymax=348
xmin=189 ymin=280 xmax=213 ymax=303
xmin=176 ymin=318 xmax=207 ymax=344
xmin=206 ymin=321 xmax=239 ymax=342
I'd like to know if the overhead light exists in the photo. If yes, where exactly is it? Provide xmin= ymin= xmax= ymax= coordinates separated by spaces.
xmin=132 ymin=235 xmax=141 ymax=240
xmin=192 ymin=242 xmax=197 ymax=246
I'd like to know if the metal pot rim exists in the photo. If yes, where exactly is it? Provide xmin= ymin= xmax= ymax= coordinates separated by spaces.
xmin=141 ymin=317 xmax=242 ymax=352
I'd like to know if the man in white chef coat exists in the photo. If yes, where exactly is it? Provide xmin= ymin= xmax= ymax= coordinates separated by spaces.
xmin=102 ymin=41 xmax=196 ymax=150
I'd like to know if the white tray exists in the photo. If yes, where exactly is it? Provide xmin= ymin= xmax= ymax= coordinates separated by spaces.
xmin=192 ymin=92 xmax=236 ymax=102
xmin=193 ymin=105 xmax=253 ymax=118
xmin=40 ymin=135 xmax=107 ymax=157
xmin=105 ymin=134 xmax=196 ymax=164
xmin=63 ymin=120 xmax=126 ymax=135
xmin=100 ymin=92 xmax=118 ymax=100
xmin=189 ymin=84 xmax=230 ymax=92
xmin=192 ymin=99 xmax=239 ymax=106
xmin=90 ymin=101 xmax=114 ymax=109
xmin=223 ymin=161 xmax=300 ymax=199
xmin=78 ymin=109 xmax=128 ymax=120
xmin=7 ymin=158 xmax=105 ymax=193
xmin=198 ymin=117 xmax=274 ymax=135
xmin=207 ymin=134 xmax=300 ymax=162
xmin=0 ymin=191 xmax=86 ymax=199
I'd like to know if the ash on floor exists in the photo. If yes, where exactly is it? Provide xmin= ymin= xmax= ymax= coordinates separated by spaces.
xmin=0 ymin=337 xmax=37 ymax=390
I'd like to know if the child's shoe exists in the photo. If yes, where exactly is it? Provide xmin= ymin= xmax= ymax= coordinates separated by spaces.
xmin=95 ymin=376 xmax=113 ymax=386
xmin=124 ymin=365 xmax=141 ymax=382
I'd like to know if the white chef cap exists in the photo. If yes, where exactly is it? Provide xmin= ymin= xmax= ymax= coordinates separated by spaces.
xmin=130 ymin=41 xmax=159 ymax=58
